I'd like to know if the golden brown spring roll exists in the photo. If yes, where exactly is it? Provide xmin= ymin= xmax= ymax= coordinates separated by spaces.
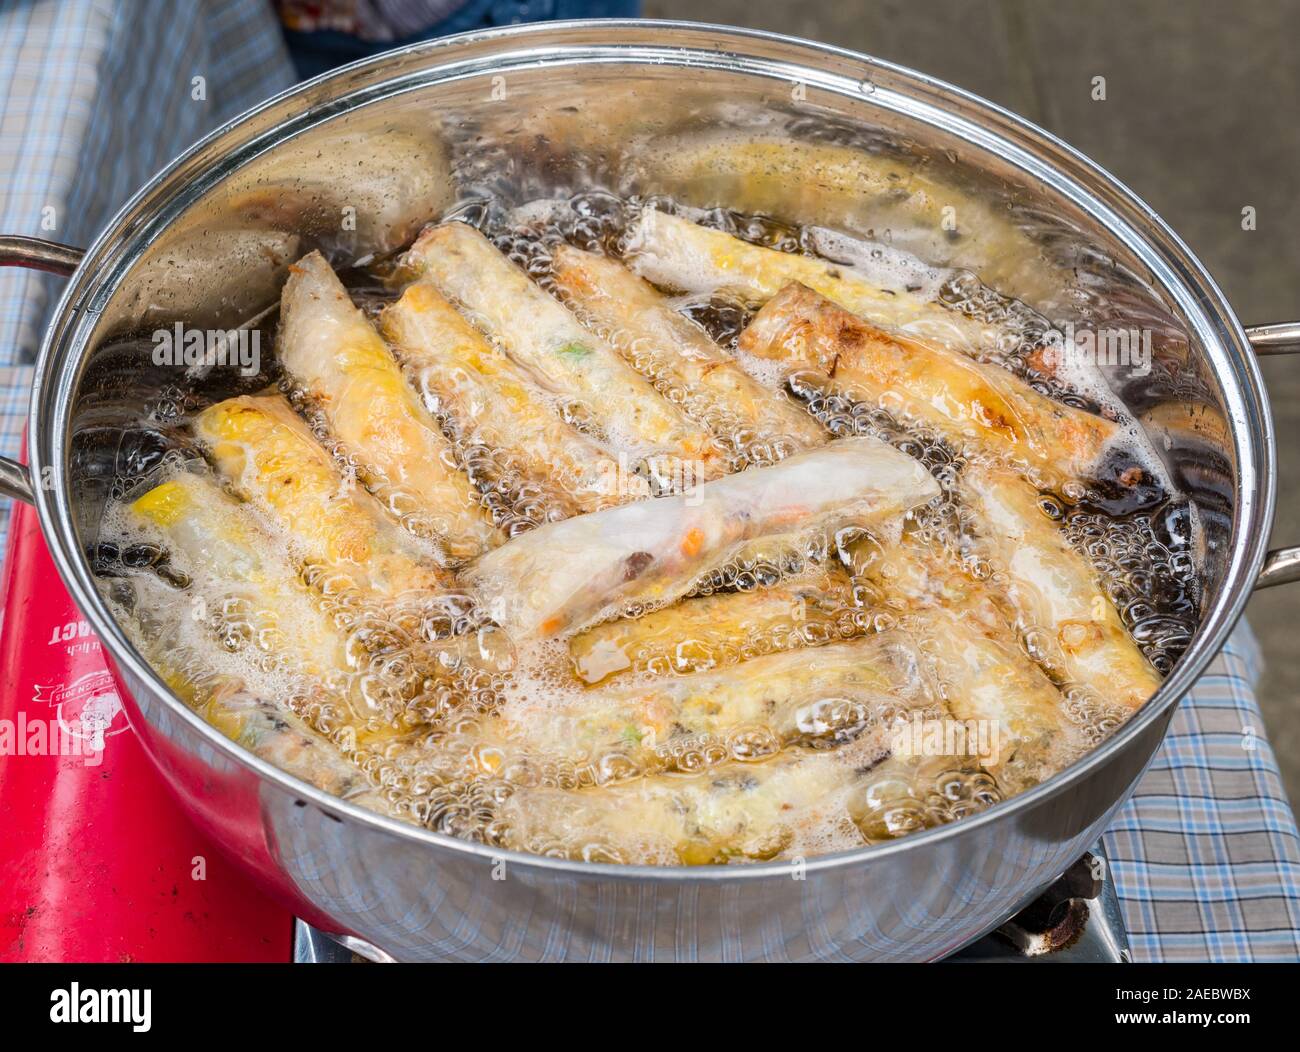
xmin=738 ymin=282 xmax=1120 ymax=482
xmin=568 ymin=566 xmax=862 ymax=685
xmin=963 ymin=464 xmax=1162 ymax=713
xmin=550 ymin=245 xmax=826 ymax=465
xmin=193 ymin=394 xmax=451 ymax=598
xmin=464 ymin=435 xmax=939 ymax=638
xmin=399 ymin=221 xmax=723 ymax=485
xmin=625 ymin=208 xmax=996 ymax=359
xmin=380 ymin=278 xmax=645 ymax=514
xmin=279 ymin=251 xmax=501 ymax=560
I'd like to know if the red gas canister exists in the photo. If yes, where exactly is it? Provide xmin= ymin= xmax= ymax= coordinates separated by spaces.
xmin=0 ymin=474 xmax=293 ymax=962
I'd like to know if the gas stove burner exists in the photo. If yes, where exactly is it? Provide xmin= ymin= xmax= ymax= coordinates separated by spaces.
xmin=294 ymin=923 xmax=350 ymax=963
xmin=290 ymin=843 xmax=1130 ymax=963
xmin=946 ymin=842 xmax=1131 ymax=962
xmin=292 ymin=923 xmax=387 ymax=964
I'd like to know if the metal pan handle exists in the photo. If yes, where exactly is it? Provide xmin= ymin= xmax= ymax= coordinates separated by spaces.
xmin=1249 ymin=321 xmax=1300 ymax=587
xmin=0 ymin=235 xmax=84 ymax=504
xmin=1247 ymin=322 xmax=1300 ymax=357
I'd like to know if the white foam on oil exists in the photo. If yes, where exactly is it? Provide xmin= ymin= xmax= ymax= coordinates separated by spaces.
xmin=802 ymin=225 xmax=953 ymax=301
xmin=93 ymin=189 xmax=1200 ymax=865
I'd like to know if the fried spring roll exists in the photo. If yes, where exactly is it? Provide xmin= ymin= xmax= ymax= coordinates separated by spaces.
xmin=842 ymin=531 xmax=1081 ymax=790
xmin=629 ymin=136 xmax=1066 ymax=309
xmin=400 ymin=222 xmax=722 ymax=481
xmin=501 ymin=748 xmax=971 ymax=865
xmin=481 ymin=633 xmax=937 ymax=785
xmin=128 ymin=472 xmax=495 ymax=733
xmin=380 ymin=278 xmax=644 ymax=513
xmin=738 ymin=282 xmax=1118 ymax=482
xmin=194 ymin=394 xmax=450 ymax=597
xmin=625 ymin=209 xmax=994 ymax=358
xmin=568 ymin=567 xmax=861 ymax=685
xmin=464 ymin=435 xmax=940 ymax=638
xmin=907 ymin=606 xmax=1078 ymax=792
xmin=189 ymin=676 xmax=389 ymax=808
xmin=278 ymin=251 xmax=501 ymax=559
xmin=129 ymin=473 xmax=355 ymax=684
xmin=550 ymin=245 xmax=826 ymax=464
xmin=963 ymin=465 xmax=1162 ymax=712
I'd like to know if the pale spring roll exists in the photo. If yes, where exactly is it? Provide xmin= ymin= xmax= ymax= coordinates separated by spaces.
xmin=550 ymin=245 xmax=826 ymax=465
xmin=500 ymin=749 xmax=857 ymax=864
xmin=477 ymin=632 xmax=937 ymax=785
xmin=129 ymin=474 xmax=505 ymax=744
xmin=126 ymin=472 xmax=416 ymax=730
xmin=568 ymin=566 xmax=861 ymax=685
xmin=963 ymin=464 xmax=1162 ymax=713
xmin=500 ymin=747 xmax=983 ymax=865
xmin=400 ymin=222 xmax=723 ymax=484
xmin=131 ymin=601 xmax=401 ymax=814
xmin=905 ymin=606 xmax=1081 ymax=793
xmin=380 ymin=278 xmax=645 ymax=514
xmin=278 ymin=251 xmax=501 ymax=560
xmin=625 ymin=209 xmax=996 ymax=358
xmin=738 ymin=282 xmax=1120 ymax=483
xmin=194 ymin=394 xmax=451 ymax=599
xmin=128 ymin=473 xmax=356 ymax=685
xmin=187 ymin=675 xmax=391 ymax=810
xmin=687 ymin=525 xmax=841 ymax=595
xmin=843 ymin=531 xmax=1081 ymax=791
xmin=464 ymin=435 xmax=940 ymax=638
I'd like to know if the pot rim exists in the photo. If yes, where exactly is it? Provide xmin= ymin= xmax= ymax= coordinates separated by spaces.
xmin=27 ymin=18 xmax=1275 ymax=883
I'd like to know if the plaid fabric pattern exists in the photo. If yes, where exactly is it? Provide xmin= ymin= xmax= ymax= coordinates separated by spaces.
xmin=1105 ymin=623 xmax=1300 ymax=961
xmin=0 ymin=0 xmax=295 ymax=552
xmin=0 ymin=0 xmax=1297 ymax=963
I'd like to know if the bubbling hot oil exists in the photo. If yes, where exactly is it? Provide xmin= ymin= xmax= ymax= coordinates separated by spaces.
xmin=94 ymin=190 xmax=1201 ymax=865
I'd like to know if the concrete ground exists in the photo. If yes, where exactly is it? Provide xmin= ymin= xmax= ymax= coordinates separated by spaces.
xmin=644 ymin=0 xmax=1300 ymax=803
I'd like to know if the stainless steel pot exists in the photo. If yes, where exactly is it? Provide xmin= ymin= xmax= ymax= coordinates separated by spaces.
xmin=2 ymin=20 xmax=1298 ymax=962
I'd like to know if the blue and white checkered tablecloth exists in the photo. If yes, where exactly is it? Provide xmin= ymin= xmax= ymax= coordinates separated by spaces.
xmin=0 ymin=0 xmax=296 ymax=519
xmin=1 ymin=0 xmax=1298 ymax=962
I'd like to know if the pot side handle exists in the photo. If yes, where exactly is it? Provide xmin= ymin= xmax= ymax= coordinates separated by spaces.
xmin=1247 ymin=321 xmax=1300 ymax=588
xmin=0 ymin=235 xmax=84 ymax=505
